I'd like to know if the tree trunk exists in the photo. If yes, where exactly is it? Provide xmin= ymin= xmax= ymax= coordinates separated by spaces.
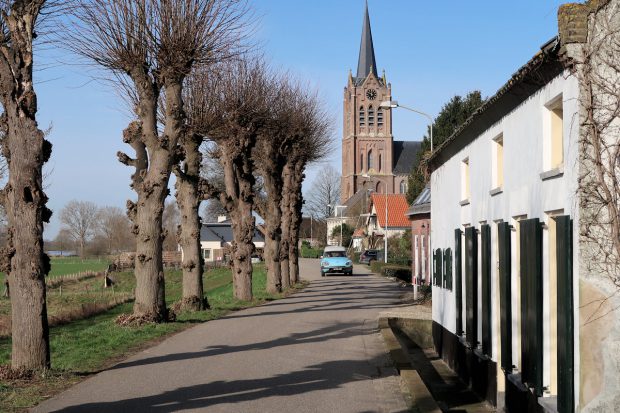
xmin=262 ymin=173 xmax=282 ymax=293
xmin=229 ymin=201 xmax=254 ymax=301
xmin=279 ymin=163 xmax=293 ymax=289
xmin=288 ymin=161 xmax=305 ymax=285
xmin=0 ymin=2 xmax=52 ymax=370
xmin=175 ymin=134 xmax=206 ymax=311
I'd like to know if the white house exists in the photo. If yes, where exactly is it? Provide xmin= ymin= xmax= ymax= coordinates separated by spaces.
xmin=427 ymin=2 xmax=620 ymax=412
xmin=198 ymin=219 xmax=265 ymax=263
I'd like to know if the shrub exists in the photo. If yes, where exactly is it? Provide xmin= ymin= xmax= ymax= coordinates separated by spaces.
xmin=381 ymin=265 xmax=412 ymax=283
xmin=370 ymin=261 xmax=388 ymax=274
xmin=301 ymin=245 xmax=322 ymax=259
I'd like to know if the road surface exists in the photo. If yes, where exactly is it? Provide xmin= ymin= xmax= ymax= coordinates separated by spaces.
xmin=34 ymin=259 xmax=410 ymax=413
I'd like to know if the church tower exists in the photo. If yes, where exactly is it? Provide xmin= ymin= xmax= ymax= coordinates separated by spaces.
xmin=341 ymin=2 xmax=394 ymax=203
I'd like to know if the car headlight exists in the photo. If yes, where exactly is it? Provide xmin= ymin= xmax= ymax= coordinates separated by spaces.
xmin=345 ymin=261 xmax=352 ymax=266
xmin=321 ymin=261 xmax=328 ymax=267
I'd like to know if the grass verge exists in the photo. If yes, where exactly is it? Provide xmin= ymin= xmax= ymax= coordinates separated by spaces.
xmin=0 ymin=264 xmax=304 ymax=412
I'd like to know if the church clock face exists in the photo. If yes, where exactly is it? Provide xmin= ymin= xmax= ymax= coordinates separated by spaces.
xmin=366 ymin=89 xmax=377 ymax=100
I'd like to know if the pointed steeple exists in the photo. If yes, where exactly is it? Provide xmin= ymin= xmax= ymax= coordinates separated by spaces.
xmin=356 ymin=1 xmax=378 ymax=80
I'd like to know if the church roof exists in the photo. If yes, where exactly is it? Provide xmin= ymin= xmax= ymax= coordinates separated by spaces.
xmin=356 ymin=1 xmax=378 ymax=81
xmin=393 ymin=140 xmax=422 ymax=175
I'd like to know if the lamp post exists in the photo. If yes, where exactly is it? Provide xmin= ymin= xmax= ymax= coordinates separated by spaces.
xmin=380 ymin=100 xmax=434 ymax=152
xmin=361 ymin=173 xmax=388 ymax=264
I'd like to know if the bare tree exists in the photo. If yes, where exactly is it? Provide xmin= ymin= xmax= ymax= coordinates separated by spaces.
xmin=571 ymin=3 xmax=620 ymax=291
xmin=280 ymin=96 xmax=332 ymax=287
xmin=59 ymin=200 xmax=99 ymax=257
xmin=196 ymin=58 xmax=272 ymax=301
xmin=97 ymin=206 xmax=133 ymax=254
xmin=162 ymin=200 xmax=180 ymax=252
xmin=0 ymin=0 xmax=62 ymax=369
xmin=70 ymin=0 xmax=250 ymax=321
xmin=304 ymin=165 xmax=341 ymax=221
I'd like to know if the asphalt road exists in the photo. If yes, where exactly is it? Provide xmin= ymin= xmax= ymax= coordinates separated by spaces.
xmin=34 ymin=259 xmax=410 ymax=413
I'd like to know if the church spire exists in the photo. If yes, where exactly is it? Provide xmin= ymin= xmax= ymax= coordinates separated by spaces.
xmin=356 ymin=1 xmax=378 ymax=80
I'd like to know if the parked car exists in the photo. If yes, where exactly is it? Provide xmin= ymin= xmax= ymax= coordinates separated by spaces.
xmin=320 ymin=246 xmax=353 ymax=276
xmin=359 ymin=249 xmax=382 ymax=265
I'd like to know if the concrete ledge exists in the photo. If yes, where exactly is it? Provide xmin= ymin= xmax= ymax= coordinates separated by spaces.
xmin=380 ymin=327 xmax=410 ymax=370
xmin=401 ymin=369 xmax=442 ymax=413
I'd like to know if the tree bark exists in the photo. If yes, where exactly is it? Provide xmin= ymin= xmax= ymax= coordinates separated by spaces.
xmin=174 ymin=133 xmax=206 ymax=311
xmin=261 ymin=172 xmax=283 ymax=293
xmin=288 ymin=161 xmax=305 ymax=285
xmin=0 ymin=0 xmax=51 ymax=370
xmin=279 ymin=162 xmax=294 ymax=289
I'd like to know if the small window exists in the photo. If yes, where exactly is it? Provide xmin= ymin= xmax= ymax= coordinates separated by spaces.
xmin=461 ymin=158 xmax=470 ymax=202
xmin=493 ymin=135 xmax=504 ymax=189
xmin=377 ymin=108 xmax=384 ymax=127
xmin=359 ymin=106 xmax=365 ymax=127
xmin=360 ymin=153 xmax=364 ymax=172
xmin=368 ymin=150 xmax=374 ymax=170
xmin=202 ymin=249 xmax=211 ymax=259
xmin=368 ymin=106 xmax=375 ymax=127
xmin=546 ymin=96 xmax=563 ymax=170
xmin=400 ymin=181 xmax=407 ymax=194
xmin=378 ymin=153 xmax=382 ymax=172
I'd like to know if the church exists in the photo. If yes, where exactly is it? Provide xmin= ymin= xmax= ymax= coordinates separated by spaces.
xmin=340 ymin=3 xmax=421 ymax=204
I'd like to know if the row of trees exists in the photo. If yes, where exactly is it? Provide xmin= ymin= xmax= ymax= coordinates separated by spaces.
xmin=0 ymin=0 xmax=330 ymax=370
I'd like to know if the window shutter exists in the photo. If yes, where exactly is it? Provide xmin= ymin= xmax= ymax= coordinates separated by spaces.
xmin=437 ymin=249 xmax=443 ymax=288
xmin=444 ymin=248 xmax=453 ymax=290
xmin=556 ymin=216 xmax=574 ymax=413
xmin=498 ymin=221 xmax=512 ymax=373
xmin=455 ymin=229 xmax=463 ymax=335
xmin=520 ymin=218 xmax=543 ymax=396
xmin=465 ymin=226 xmax=478 ymax=348
xmin=481 ymin=224 xmax=492 ymax=356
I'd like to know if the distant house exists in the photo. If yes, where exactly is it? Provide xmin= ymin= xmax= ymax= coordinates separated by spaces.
xmin=198 ymin=219 xmax=265 ymax=263
xmin=406 ymin=186 xmax=431 ymax=286
xmin=366 ymin=193 xmax=410 ymax=240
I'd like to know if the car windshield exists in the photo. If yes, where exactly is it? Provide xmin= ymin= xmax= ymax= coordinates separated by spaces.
xmin=325 ymin=251 xmax=346 ymax=258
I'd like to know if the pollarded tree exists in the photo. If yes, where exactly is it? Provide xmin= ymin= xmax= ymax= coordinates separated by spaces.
xmin=70 ymin=0 xmax=249 ymax=321
xmin=196 ymin=58 xmax=272 ymax=301
xmin=280 ymin=95 xmax=332 ymax=287
xmin=0 ymin=0 xmax=60 ymax=370
xmin=253 ymin=78 xmax=307 ymax=293
xmin=59 ymin=200 xmax=99 ymax=257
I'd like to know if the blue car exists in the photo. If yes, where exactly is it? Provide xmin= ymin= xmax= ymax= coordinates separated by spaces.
xmin=320 ymin=246 xmax=353 ymax=276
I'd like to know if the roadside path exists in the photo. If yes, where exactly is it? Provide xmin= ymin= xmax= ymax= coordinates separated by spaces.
xmin=34 ymin=259 xmax=410 ymax=413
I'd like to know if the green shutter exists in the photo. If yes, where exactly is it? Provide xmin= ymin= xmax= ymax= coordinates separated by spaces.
xmin=556 ymin=216 xmax=574 ymax=413
xmin=437 ymin=249 xmax=443 ymax=288
xmin=498 ymin=221 xmax=512 ymax=373
xmin=455 ymin=229 xmax=463 ymax=335
xmin=520 ymin=218 xmax=543 ymax=396
xmin=444 ymin=248 xmax=453 ymax=291
xmin=465 ymin=226 xmax=478 ymax=348
xmin=481 ymin=224 xmax=492 ymax=356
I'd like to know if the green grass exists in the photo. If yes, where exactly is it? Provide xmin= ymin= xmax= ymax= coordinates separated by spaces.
xmin=47 ymin=257 xmax=111 ymax=278
xmin=0 ymin=264 xmax=299 ymax=412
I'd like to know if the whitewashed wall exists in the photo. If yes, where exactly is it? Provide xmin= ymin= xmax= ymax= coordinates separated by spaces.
xmin=430 ymin=71 xmax=581 ymax=374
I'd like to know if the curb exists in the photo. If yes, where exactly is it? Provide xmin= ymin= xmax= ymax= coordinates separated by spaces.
xmin=379 ymin=318 xmax=442 ymax=413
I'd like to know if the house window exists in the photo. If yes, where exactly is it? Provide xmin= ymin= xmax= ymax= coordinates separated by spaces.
xmin=368 ymin=150 xmax=374 ymax=170
xmin=202 ymin=249 xmax=211 ymax=260
xmin=359 ymin=106 xmax=365 ymax=127
xmin=377 ymin=108 xmax=384 ymax=127
xmin=546 ymin=96 xmax=564 ymax=170
xmin=368 ymin=106 xmax=375 ymax=127
xmin=400 ymin=181 xmax=407 ymax=194
xmin=493 ymin=135 xmax=504 ymax=190
xmin=461 ymin=158 xmax=470 ymax=202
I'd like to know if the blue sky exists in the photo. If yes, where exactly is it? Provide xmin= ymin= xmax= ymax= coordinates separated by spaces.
xmin=35 ymin=0 xmax=567 ymax=237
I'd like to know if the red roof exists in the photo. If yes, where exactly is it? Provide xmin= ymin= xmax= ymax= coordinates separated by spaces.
xmin=371 ymin=193 xmax=410 ymax=228
xmin=352 ymin=228 xmax=365 ymax=238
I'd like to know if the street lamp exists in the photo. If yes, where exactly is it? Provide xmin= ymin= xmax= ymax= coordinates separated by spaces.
xmin=361 ymin=173 xmax=388 ymax=264
xmin=380 ymin=100 xmax=434 ymax=152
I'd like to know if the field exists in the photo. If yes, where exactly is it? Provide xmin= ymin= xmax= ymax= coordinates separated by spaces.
xmin=0 ymin=264 xmax=301 ymax=412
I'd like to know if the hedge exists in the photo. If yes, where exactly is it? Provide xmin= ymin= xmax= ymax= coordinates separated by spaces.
xmin=381 ymin=265 xmax=412 ymax=283
xmin=370 ymin=261 xmax=389 ymax=274
xmin=301 ymin=246 xmax=322 ymax=259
